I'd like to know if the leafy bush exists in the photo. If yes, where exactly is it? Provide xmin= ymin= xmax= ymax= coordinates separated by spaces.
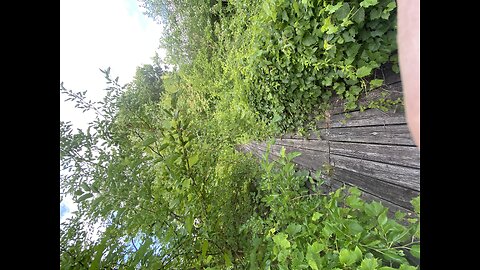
xmin=238 ymin=0 xmax=398 ymax=130
xmin=242 ymin=144 xmax=420 ymax=269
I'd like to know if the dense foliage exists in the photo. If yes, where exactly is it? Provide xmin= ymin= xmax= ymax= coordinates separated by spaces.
xmin=238 ymin=0 xmax=398 ymax=130
xmin=60 ymin=0 xmax=419 ymax=269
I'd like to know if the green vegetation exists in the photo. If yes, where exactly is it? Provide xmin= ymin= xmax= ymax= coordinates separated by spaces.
xmin=60 ymin=0 xmax=418 ymax=269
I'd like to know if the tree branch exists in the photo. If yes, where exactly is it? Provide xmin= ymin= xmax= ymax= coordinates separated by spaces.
xmin=131 ymin=239 xmax=138 ymax=252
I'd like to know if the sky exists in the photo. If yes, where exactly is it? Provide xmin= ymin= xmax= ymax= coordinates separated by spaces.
xmin=60 ymin=0 xmax=165 ymax=224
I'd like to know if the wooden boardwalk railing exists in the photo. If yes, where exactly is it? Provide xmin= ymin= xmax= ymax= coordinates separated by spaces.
xmin=240 ymin=69 xmax=420 ymax=215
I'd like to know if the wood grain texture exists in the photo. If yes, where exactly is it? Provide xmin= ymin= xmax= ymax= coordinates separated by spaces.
xmin=321 ymin=177 xmax=415 ymax=217
xmin=331 ymin=167 xmax=419 ymax=210
xmin=329 ymin=154 xmax=420 ymax=191
xmin=250 ymin=142 xmax=330 ymax=170
xmin=319 ymin=108 xmax=407 ymax=128
xmin=324 ymin=124 xmax=416 ymax=146
xmin=275 ymin=138 xmax=329 ymax=152
xmin=329 ymin=141 xmax=420 ymax=168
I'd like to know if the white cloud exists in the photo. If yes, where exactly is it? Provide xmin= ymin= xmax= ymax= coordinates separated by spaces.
xmin=60 ymin=0 xmax=165 ymax=130
xmin=60 ymin=0 xmax=164 ymax=224
xmin=60 ymin=194 xmax=78 ymax=223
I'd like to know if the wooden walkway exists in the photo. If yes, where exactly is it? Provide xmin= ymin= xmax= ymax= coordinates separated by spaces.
xmin=241 ymin=69 xmax=420 ymax=215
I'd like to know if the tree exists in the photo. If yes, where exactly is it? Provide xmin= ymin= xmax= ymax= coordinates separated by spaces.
xmin=60 ymin=66 xmax=259 ymax=269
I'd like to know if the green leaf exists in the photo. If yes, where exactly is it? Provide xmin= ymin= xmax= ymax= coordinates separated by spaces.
xmin=334 ymin=3 xmax=350 ymax=21
xmin=356 ymin=66 xmax=373 ymax=78
xmin=188 ymin=154 xmax=199 ymax=167
xmin=385 ymin=1 xmax=397 ymax=12
xmin=348 ymin=186 xmax=362 ymax=196
xmin=89 ymin=238 xmax=107 ymax=270
xmin=354 ymin=246 xmax=363 ymax=260
xmin=302 ymin=35 xmax=317 ymax=47
xmin=206 ymin=255 xmax=213 ymax=264
xmin=312 ymin=211 xmax=323 ymax=221
xmin=292 ymin=0 xmax=300 ymax=15
xmin=325 ymin=2 xmax=342 ymax=14
xmin=185 ymin=215 xmax=193 ymax=233
xmin=278 ymin=249 xmax=290 ymax=263
xmin=369 ymin=79 xmax=384 ymax=88
xmin=399 ymin=265 xmax=417 ymax=270
xmin=411 ymin=196 xmax=420 ymax=214
xmin=202 ymin=240 xmax=209 ymax=258
xmin=339 ymin=248 xmax=360 ymax=266
xmin=322 ymin=223 xmax=334 ymax=238
xmin=365 ymin=201 xmax=385 ymax=217
xmin=323 ymin=39 xmax=334 ymax=50
xmin=350 ymin=85 xmax=362 ymax=95
xmin=381 ymin=12 xmax=390 ymax=20
xmin=392 ymin=63 xmax=400 ymax=73
xmin=410 ymin=245 xmax=420 ymax=259
xmin=282 ymin=10 xmax=289 ymax=21
xmin=323 ymin=76 xmax=333 ymax=86
xmin=158 ymin=143 xmax=169 ymax=152
xmin=306 ymin=244 xmax=323 ymax=270
xmin=273 ymin=233 xmax=291 ymax=249
xmin=309 ymin=242 xmax=325 ymax=253
xmin=346 ymin=220 xmax=364 ymax=235
xmin=342 ymin=31 xmax=355 ymax=43
xmin=370 ymin=8 xmax=382 ymax=20
xmin=306 ymin=253 xmax=319 ymax=270
xmin=377 ymin=212 xmax=388 ymax=226
xmin=91 ymin=184 xmax=99 ymax=193
xmin=360 ymin=0 xmax=379 ymax=8
xmin=395 ymin=211 xmax=407 ymax=220
xmin=224 ymin=251 xmax=233 ymax=268
xmin=272 ymin=113 xmax=282 ymax=123
xmin=353 ymin=7 xmax=365 ymax=23
xmin=287 ymin=151 xmax=302 ymax=160
xmin=81 ymin=182 xmax=91 ymax=192
xmin=335 ymin=83 xmax=346 ymax=95
xmin=74 ymin=189 xmax=84 ymax=196
xmin=142 ymin=137 xmax=156 ymax=146
xmin=359 ymin=258 xmax=378 ymax=270
xmin=346 ymin=43 xmax=361 ymax=58
xmin=182 ymin=178 xmax=191 ymax=189
xmin=321 ymin=16 xmax=332 ymax=33
xmin=382 ymin=249 xmax=407 ymax=264
xmin=346 ymin=195 xmax=364 ymax=209
xmin=286 ymin=223 xmax=302 ymax=236
xmin=77 ymin=193 xmax=93 ymax=202
xmin=327 ymin=24 xmax=339 ymax=35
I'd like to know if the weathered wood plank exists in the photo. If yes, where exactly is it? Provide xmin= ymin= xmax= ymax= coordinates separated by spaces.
xmin=252 ymin=142 xmax=330 ymax=170
xmin=282 ymin=147 xmax=329 ymax=171
xmin=280 ymin=132 xmax=321 ymax=140
xmin=356 ymin=188 xmax=416 ymax=217
xmin=241 ymin=142 xmax=418 ymax=217
xmin=330 ymin=154 xmax=420 ymax=190
xmin=318 ymin=108 xmax=407 ymax=129
xmin=324 ymin=124 xmax=416 ymax=146
xmin=331 ymin=167 xmax=419 ymax=210
xmin=321 ymin=177 xmax=415 ymax=217
xmin=275 ymin=138 xmax=329 ymax=152
xmin=329 ymin=142 xmax=420 ymax=169
xmin=244 ymin=143 xmax=272 ymax=161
